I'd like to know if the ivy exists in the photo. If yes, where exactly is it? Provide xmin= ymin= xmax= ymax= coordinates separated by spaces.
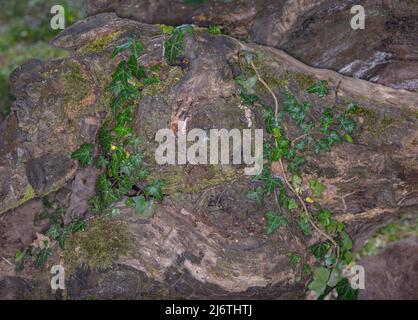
xmin=71 ymin=143 xmax=94 ymax=168
xmin=163 ymin=25 xmax=193 ymax=65
xmin=309 ymin=178 xmax=326 ymax=197
xmin=236 ymin=56 xmax=359 ymax=299
xmin=265 ymin=211 xmax=288 ymax=235
xmin=15 ymin=198 xmax=87 ymax=270
xmin=307 ymin=80 xmax=329 ymax=97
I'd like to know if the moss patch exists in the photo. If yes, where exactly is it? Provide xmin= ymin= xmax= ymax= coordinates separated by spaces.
xmin=64 ymin=217 xmax=133 ymax=271
xmin=0 ymin=185 xmax=36 ymax=215
xmin=78 ymin=32 xmax=122 ymax=55
xmin=360 ymin=214 xmax=418 ymax=257
xmin=283 ymin=70 xmax=316 ymax=89
xmin=142 ymin=66 xmax=184 ymax=96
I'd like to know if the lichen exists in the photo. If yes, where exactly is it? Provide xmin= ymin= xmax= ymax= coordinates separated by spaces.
xmin=78 ymin=32 xmax=122 ymax=55
xmin=283 ymin=70 xmax=316 ymax=89
xmin=62 ymin=60 xmax=90 ymax=101
xmin=148 ymin=164 xmax=243 ymax=196
xmin=378 ymin=115 xmax=395 ymax=133
xmin=142 ymin=67 xmax=184 ymax=96
xmin=64 ymin=217 xmax=134 ymax=272
xmin=0 ymin=185 xmax=36 ymax=215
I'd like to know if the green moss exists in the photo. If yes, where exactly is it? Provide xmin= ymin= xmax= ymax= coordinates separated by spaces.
xmin=0 ymin=185 xmax=36 ymax=215
xmin=360 ymin=214 xmax=418 ymax=257
xmin=284 ymin=70 xmax=316 ymax=89
xmin=78 ymin=32 xmax=122 ymax=54
xmin=64 ymin=217 xmax=133 ymax=271
xmin=378 ymin=115 xmax=395 ymax=133
xmin=142 ymin=67 xmax=184 ymax=96
xmin=61 ymin=60 xmax=92 ymax=108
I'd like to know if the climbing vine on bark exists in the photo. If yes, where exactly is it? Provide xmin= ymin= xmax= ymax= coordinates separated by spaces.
xmin=238 ymin=53 xmax=359 ymax=300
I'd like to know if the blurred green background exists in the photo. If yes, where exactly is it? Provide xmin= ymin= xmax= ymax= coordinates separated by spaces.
xmin=0 ymin=0 xmax=85 ymax=121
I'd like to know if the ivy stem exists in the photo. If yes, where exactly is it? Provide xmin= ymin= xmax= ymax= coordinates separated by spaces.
xmin=249 ymin=60 xmax=340 ymax=264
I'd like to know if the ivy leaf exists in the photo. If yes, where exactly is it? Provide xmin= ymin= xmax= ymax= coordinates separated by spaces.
xmin=132 ymin=195 xmax=155 ymax=218
xmin=66 ymin=219 xmax=86 ymax=234
xmin=327 ymin=269 xmax=341 ymax=287
xmin=309 ymin=178 xmax=325 ymax=197
xmin=319 ymin=108 xmax=334 ymax=130
xmin=289 ymin=252 xmax=301 ymax=266
xmin=165 ymin=26 xmax=192 ymax=64
xmin=15 ymin=249 xmax=25 ymax=263
xmin=298 ymin=214 xmax=312 ymax=237
xmin=127 ymin=55 xmax=146 ymax=80
xmin=265 ymin=211 xmax=287 ymax=235
xmin=246 ymin=186 xmax=264 ymax=206
xmin=34 ymin=247 xmax=52 ymax=268
xmin=342 ymin=133 xmax=354 ymax=144
xmin=46 ymin=224 xmax=61 ymax=240
xmin=112 ymin=37 xmax=144 ymax=59
xmin=313 ymin=266 xmax=331 ymax=283
xmin=278 ymin=188 xmax=289 ymax=208
xmin=71 ymin=144 xmax=94 ymax=168
xmin=308 ymin=279 xmax=327 ymax=295
xmin=338 ymin=115 xmax=357 ymax=134
xmin=112 ymin=61 xmax=131 ymax=85
xmin=317 ymin=208 xmax=331 ymax=227
xmin=236 ymin=75 xmax=257 ymax=94
xmin=335 ymin=278 xmax=358 ymax=300
xmin=307 ymin=80 xmax=329 ymax=97
xmin=339 ymin=231 xmax=353 ymax=251
xmin=160 ymin=24 xmax=174 ymax=35
xmin=112 ymin=42 xmax=132 ymax=58
xmin=263 ymin=176 xmax=282 ymax=195
xmin=309 ymin=241 xmax=332 ymax=259
xmin=239 ymin=92 xmax=258 ymax=106
xmin=114 ymin=123 xmax=133 ymax=140
xmin=97 ymin=174 xmax=120 ymax=208
xmin=99 ymin=123 xmax=112 ymax=154
xmin=96 ymin=155 xmax=108 ymax=168
xmin=288 ymin=198 xmax=298 ymax=210
xmin=144 ymin=179 xmax=164 ymax=201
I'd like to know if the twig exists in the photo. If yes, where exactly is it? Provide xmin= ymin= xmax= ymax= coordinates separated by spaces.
xmin=1 ymin=256 xmax=14 ymax=267
xmin=333 ymin=80 xmax=342 ymax=108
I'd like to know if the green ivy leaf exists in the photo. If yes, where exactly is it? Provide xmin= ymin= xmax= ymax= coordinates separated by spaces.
xmin=335 ymin=278 xmax=358 ymax=300
xmin=342 ymin=133 xmax=354 ymax=144
xmin=309 ymin=178 xmax=325 ymax=197
xmin=308 ymin=280 xmax=327 ymax=295
xmin=34 ymin=247 xmax=52 ymax=268
xmin=71 ymin=143 xmax=94 ymax=168
xmin=298 ymin=214 xmax=312 ymax=237
xmin=289 ymin=252 xmax=301 ymax=266
xmin=307 ymin=80 xmax=329 ymax=97
xmin=145 ymin=179 xmax=164 ymax=201
xmin=246 ymin=186 xmax=264 ymax=206
xmin=132 ymin=195 xmax=155 ymax=218
xmin=236 ymin=75 xmax=258 ymax=95
xmin=114 ymin=123 xmax=133 ymax=140
xmin=288 ymin=198 xmax=298 ymax=210
xmin=165 ymin=26 xmax=192 ymax=64
xmin=309 ymin=241 xmax=332 ymax=259
xmin=265 ymin=211 xmax=287 ymax=234
xmin=313 ymin=266 xmax=330 ymax=283
xmin=317 ymin=208 xmax=331 ymax=226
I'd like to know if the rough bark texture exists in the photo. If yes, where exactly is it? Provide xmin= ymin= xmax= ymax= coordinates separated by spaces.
xmin=86 ymin=0 xmax=418 ymax=91
xmin=0 ymin=11 xmax=417 ymax=299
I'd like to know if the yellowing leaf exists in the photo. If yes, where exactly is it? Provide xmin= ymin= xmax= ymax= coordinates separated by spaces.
xmin=305 ymin=197 xmax=314 ymax=203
